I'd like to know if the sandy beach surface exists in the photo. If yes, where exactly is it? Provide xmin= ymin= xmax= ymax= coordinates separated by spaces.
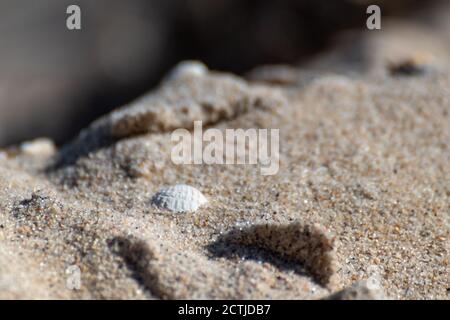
xmin=0 ymin=20 xmax=449 ymax=299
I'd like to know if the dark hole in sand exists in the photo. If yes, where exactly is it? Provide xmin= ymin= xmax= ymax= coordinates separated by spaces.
xmin=206 ymin=223 xmax=337 ymax=287
xmin=207 ymin=239 xmax=313 ymax=278
xmin=388 ymin=60 xmax=430 ymax=76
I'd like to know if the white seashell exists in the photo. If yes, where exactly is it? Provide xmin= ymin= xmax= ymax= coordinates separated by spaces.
xmin=151 ymin=184 xmax=208 ymax=213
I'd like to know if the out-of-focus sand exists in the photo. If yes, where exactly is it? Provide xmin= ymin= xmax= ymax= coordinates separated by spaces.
xmin=0 ymin=19 xmax=449 ymax=300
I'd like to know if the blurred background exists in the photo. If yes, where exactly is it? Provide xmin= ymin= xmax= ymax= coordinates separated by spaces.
xmin=0 ymin=0 xmax=448 ymax=147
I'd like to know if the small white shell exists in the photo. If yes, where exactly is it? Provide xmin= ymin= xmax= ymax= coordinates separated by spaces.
xmin=151 ymin=184 xmax=208 ymax=213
